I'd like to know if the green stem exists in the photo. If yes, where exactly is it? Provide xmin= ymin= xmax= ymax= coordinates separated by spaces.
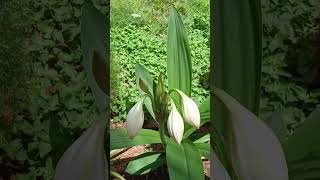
xmin=156 ymin=112 xmax=167 ymax=147
xmin=159 ymin=122 xmax=167 ymax=147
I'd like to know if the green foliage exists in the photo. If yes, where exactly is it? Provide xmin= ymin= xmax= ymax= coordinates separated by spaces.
xmin=260 ymin=0 xmax=320 ymax=134
xmin=166 ymin=139 xmax=205 ymax=180
xmin=0 ymin=0 xmax=34 ymax=113
xmin=0 ymin=1 xmax=107 ymax=179
xmin=110 ymin=0 xmax=210 ymax=122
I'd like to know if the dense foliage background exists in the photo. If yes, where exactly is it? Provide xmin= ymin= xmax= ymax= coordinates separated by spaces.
xmin=0 ymin=0 xmax=107 ymax=179
xmin=260 ymin=0 xmax=320 ymax=138
xmin=0 ymin=0 xmax=319 ymax=179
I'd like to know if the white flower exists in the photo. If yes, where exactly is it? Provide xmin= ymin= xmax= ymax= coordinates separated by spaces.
xmin=167 ymin=100 xmax=184 ymax=145
xmin=126 ymin=98 xmax=145 ymax=139
xmin=176 ymin=89 xmax=200 ymax=129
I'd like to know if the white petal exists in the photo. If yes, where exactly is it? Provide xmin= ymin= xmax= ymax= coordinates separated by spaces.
xmin=167 ymin=104 xmax=184 ymax=144
xmin=126 ymin=98 xmax=145 ymax=139
xmin=177 ymin=90 xmax=201 ymax=129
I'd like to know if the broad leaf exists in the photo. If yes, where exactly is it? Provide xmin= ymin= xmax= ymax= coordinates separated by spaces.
xmin=135 ymin=64 xmax=155 ymax=119
xmin=126 ymin=152 xmax=165 ymax=175
xmin=211 ymin=0 xmax=265 ymax=178
xmin=110 ymin=128 xmax=166 ymax=150
xmin=166 ymin=139 xmax=204 ymax=180
xmin=81 ymin=4 xmax=108 ymax=111
xmin=53 ymin=112 xmax=107 ymax=180
xmin=167 ymin=6 xmax=192 ymax=98
xmin=284 ymin=108 xmax=320 ymax=179
xmin=211 ymin=148 xmax=231 ymax=180
xmin=212 ymin=87 xmax=288 ymax=180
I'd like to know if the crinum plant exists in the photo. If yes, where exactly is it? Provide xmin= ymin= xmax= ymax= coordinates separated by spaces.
xmin=110 ymin=6 xmax=210 ymax=180
xmin=126 ymin=72 xmax=201 ymax=145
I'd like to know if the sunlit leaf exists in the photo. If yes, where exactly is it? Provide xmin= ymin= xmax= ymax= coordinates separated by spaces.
xmin=166 ymin=139 xmax=204 ymax=180
xmin=126 ymin=152 xmax=165 ymax=175
xmin=167 ymin=6 xmax=192 ymax=99
xmin=110 ymin=128 xmax=167 ymax=150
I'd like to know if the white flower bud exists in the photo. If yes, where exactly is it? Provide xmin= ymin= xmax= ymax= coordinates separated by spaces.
xmin=126 ymin=98 xmax=145 ymax=139
xmin=167 ymin=100 xmax=184 ymax=145
xmin=176 ymin=89 xmax=200 ymax=129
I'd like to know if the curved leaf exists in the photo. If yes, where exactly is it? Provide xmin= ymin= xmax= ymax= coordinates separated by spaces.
xmin=125 ymin=152 xmax=165 ymax=175
xmin=212 ymin=87 xmax=288 ymax=180
xmin=110 ymin=128 xmax=166 ymax=150
xmin=53 ymin=112 xmax=107 ymax=180
xmin=166 ymin=139 xmax=204 ymax=180
xmin=81 ymin=4 xmax=108 ymax=111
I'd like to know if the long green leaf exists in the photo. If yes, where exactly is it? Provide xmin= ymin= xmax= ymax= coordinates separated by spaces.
xmin=167 ymin=6 xmax=192 ymax=97
xmin=125 ymin=152 xmax=165 ymax=175
xmin=212 ymin=0 xmax=262 ymax=178
xmin=166 ymin=139 xmax=204 ymax=180
xmin=110 ymin=128 xmax=166 ymax=150
xmin=212 ymin=87 xmax=288 ymax=180
xmin=81 ymin=3 xmax=108 ymax=111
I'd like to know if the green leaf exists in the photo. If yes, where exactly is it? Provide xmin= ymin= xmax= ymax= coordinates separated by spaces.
xmin=194 ymin=143 xmax=210 ymax=159
xmin=81 ymin=4 xmax=108 ymax=111
xmin=260 ymin=111 xmax=287 ymax=143
xmin=166 ymin=139 xmax=204 ymax=180
xmin=284 ymin=108 xmax=320 ymax=179
xmin=135 ymin=63 xmax=156 ymax=119
xmin=167 ymin=6 xmax=192 ymax=97
xmin=125 ymin=152 xmax=165 ymax=175
xmin=110 ymin=128 xmax=166 ymax=150
xmin=53 ymin=112 xmax=107 ymax=180
xmin=110 ymin=171 xmax=125 ymax=180
xmin=212 ymin=87 xmax=288 ymax=180
xmin=192 ymin=133 xmax=210 ymax=143
xmin=211 ymin=148 xmax=231 ymax=180
xmin=212 ymin=0 xmax=264 ymax=178
xmin=39 ymin=142 xmax=51 ymax=158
